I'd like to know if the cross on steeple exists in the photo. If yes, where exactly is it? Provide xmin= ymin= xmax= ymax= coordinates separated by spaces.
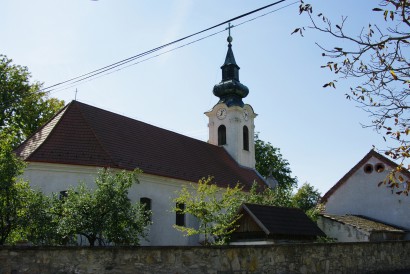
xmin=226 ymin=22 xmax=234 ymax=44
xmin=212 ymin=23 xmax=249 ymax=108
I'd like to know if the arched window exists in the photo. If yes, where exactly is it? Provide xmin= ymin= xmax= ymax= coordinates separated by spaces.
xmin=218 ymin=125 xmax=226 ymax=146
xmin=175 ymin=202 xmax=185 ymax=227
xmin=140 ymin=197 xmax=152 ymax=221
xmin=243 ymin=125 xmax=249 ymax=151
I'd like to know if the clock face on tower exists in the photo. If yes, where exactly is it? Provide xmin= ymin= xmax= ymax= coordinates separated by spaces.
xmin=216 ymin=108 xmax=227 ymax=120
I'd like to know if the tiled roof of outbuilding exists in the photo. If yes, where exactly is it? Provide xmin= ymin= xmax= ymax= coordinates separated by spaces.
xmin=15 ymin=101 xmax=264 ymax=190
xmin=240 ymin=203 xmax=325 ymax=237
xmin=320 ymin=214 xmax=407 ymax=233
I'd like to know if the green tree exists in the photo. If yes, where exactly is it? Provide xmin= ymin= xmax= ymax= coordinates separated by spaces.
xmin=253 ymin=133 xmax=300 ymax=208
xmin=297 ymin=1 xmax=410 ymax=193
xmin=247 ymin=182 xmax=294 ymax=208
xmin=0 ymin=135 xmax=26 ymax=245
xmin=0 ymin=133 xmax=59 ymax=246
xmin=173 ymin=177 xmax=244 ymax=245
xmin=255 ymin=133 xmax=297 ymax=191
xmin=291 ymin=182 xmax=321 ymax=212
xmin=305 ymin=203 xmax=325 ymax=223
xmin=0 ymin=54 xmax=64 ymax=147
xmin=6 ymin=183 xmax=60 ymax=245
xmin=173 ymin=136 xmax=302 ymax=245
xmin=247 ymin=181 xmax=323 ymax=221
xmin=57 ymin=168 xmax=150 ymax=247
xmin=0 ymin=55 xmax=64 ymax=245
xmin=21 ymin=190 xmax=60 ymax=245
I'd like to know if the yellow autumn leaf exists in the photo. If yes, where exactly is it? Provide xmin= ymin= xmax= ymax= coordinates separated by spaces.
xmin=390 ymin=70 xmax=398 ymax=80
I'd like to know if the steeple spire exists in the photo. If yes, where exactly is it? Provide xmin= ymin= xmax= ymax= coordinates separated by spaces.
xmin=213 ymin=24 xmax=249 ymax=107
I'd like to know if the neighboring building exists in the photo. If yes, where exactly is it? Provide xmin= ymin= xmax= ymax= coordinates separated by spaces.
xmin=15 ymin=35 xmax=265 ymax=246
xmin=230 ymin=203 xmax=325 ymax=245
xmin=318 ymin=214 xmax=407 ymax=242
xmin=319 ymin=150 xmax=410 ymax=241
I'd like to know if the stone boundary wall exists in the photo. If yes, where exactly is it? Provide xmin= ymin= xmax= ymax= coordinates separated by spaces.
xmin=1 ymin=241 xmax=410 ymax=274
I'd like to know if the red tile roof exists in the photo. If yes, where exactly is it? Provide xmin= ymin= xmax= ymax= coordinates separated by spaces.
xmin=321 ymin=150 xmax=410 ymax=203
xmin=15 ymin=101 xmax=264 ymax=190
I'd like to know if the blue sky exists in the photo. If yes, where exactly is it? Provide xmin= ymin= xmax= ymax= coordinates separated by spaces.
xmin=1 ymin=0 xmax=390 ymax=194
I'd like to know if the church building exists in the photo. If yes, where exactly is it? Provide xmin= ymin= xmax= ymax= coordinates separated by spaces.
xmin=15 ymin=34 xmax=266 ymax=246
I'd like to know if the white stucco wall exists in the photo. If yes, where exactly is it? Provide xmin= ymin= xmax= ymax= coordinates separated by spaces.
xmin=324 ymin=156 xmax=410 ymax=229
xmin=317 ymin=216 xmax=370 ymax=242
xmin=22 ymin=162 xmax=200 ymax=246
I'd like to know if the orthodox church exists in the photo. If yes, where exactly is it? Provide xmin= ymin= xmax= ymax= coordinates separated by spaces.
xmin=15 ymin=35 xmax=266 ymax=246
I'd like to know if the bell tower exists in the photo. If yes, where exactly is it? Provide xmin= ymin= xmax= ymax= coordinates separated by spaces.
xmin=205 ymin=27 xmax=256 ymax=169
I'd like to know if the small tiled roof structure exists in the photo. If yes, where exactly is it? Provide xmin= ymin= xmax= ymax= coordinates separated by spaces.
xmin=321 ymin=150 xmax=410 ymax=203
xmin=15 ymin=101 xmax=265 ymax=190
xmin=320 ymin=214 xmax=407 ymax=234
xmin=231 ymin=203 xmax=325 ymax=242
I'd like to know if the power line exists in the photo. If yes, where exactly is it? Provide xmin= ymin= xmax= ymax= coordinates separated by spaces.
xmin=236 ymin=1 xmax=298 ymax=28
xmin=49 ymin=0 xmax=299 ymax=94
xmin=42 ymin=0 xmax=291 ymax=92
xmin=50 ymin=28 xmax=227 ymax=94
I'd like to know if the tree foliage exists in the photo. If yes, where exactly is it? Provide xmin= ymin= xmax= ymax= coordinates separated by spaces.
xmin=57 ymin=168 xmax=150 ymax=247
xmin=247 ymin=181 xmax=322 ymax=219
xmin=1 ymin=166 xmax=151 ymax=246
xmin=255 ymin=133 xmax=298 ymax=191
xmin=172 ymin=135 xmax=323 ymax=245
xmin=0 ymin=134 xmax=57 ymax=245
xmin=173 ymin=178 xmax=322 ymax=245
xmin=173 ymin=177 xmax=244 ymax=245
xmin=0 ymin=135 xmax=26 ymax=245
xmin=0 ymin=55 xmax=150 ymax=246
xmin=247 ymin=182 xmax=294 ymax=208
xmin=0 ymin=55 xmax=65 ymax=244
xmin=0 ymin=55 xmax=64 ymax=147
xmin=173 ymin=133 xmax=301 ymax=245
xmin=7 ymin=183 xmax=60 ymax=245
xmin=291 ymin=182 xmax=321 ymax=212
xmin=297 ymin=1 xmax=410 ymax=193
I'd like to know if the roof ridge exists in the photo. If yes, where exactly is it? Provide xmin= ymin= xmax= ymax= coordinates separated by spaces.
xmin=73 ymin=101 xmax=118 ymax=168
xmin=243 ymin=203 xmax=304 ymax=211
xmin=74 ymin=101 xmax=216 ymax=147
xmin=72 ymin=101 xmax=261 ymax=174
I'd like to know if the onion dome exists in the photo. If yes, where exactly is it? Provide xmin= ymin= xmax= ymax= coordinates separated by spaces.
xmin=213 ymin=35 xmax=249 ymax=107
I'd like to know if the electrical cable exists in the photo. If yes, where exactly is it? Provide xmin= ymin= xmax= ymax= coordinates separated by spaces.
xmin=41 ymin=0 xmax=290 ymax=92
xmin=50 ymin=29 xmax=227 ymax=94
xmin=49 ymin=0 xmax=299 ymax=94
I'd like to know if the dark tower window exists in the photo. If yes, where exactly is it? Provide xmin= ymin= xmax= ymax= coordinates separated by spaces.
xmin=140 ymin=197 xmax=152 ymax=221
xmin=218 ymin=125 xmax=227 ymax=146
xmin=175 ymin=203 xmax=185 ymax=227
xmin=243 ymin=125 xmax=249 ymax=151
